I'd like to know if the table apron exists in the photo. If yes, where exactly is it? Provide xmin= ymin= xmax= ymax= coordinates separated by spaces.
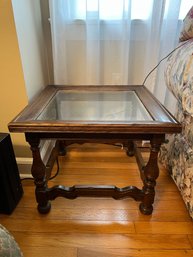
xmin=25 ymin=132 xmax=165 ymax=142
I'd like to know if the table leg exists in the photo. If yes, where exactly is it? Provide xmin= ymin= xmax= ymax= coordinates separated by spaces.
xmin=58 ymin=140 xmax=67 ymax=156
xmin=126 ymin=141 xmax=135 ymax=156
xmin=26 ymin=136 xmax=51 ymax=214
xmin=139 ymin=136 xmax=162 ymax=215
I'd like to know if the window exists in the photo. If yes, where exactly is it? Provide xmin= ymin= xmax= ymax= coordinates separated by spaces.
xmin=75 ymin=0 xmax=153 ymax=20
xmin=179 ymin=0 xmax=192 ymax=19
xmin=74 ymin=0 xmax=192 ymax=20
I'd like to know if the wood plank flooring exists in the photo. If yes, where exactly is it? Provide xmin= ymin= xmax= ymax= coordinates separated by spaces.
xmin=0 ymin=143 xmax=192 ymax=257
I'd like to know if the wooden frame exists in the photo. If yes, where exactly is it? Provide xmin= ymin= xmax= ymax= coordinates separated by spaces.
xmin=8 ymin=85 xmax=182 ymax=215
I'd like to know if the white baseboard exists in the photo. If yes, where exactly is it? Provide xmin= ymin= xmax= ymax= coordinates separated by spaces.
xmin=19 ymin=173 xmax=33 ymax=179
xmin=16 ymin=157 xmax=32 ymax=175
xmin=16 ymin=140 xmax=56 ymax=176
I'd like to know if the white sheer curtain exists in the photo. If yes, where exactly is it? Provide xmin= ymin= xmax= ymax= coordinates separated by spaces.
xmin=49 ymin=0 xmax=192 ymax=113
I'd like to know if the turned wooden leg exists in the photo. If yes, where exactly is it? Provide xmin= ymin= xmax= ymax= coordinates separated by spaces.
xmin=58 ymin=140 xmax=67 ymax=156
xmin=139 ymin=136 xmax=163 ymax=215
xmin=26 ymin=135 xmax=51 ymax=214
xmin=126 ymin=141 xmax=135 ymax=157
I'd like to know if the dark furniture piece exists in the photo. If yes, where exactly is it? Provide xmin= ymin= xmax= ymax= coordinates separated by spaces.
xmin=8 ymin=85 xmax=181 ymax=215
xmin=0 ymin=133 xmax=23 ymax=214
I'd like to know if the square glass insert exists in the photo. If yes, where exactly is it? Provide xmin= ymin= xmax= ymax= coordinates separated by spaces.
xmin=37 ymin=90 xmax=153 ymax=122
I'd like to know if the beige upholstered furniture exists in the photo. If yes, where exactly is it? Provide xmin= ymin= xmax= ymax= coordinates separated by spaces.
xmin=160 ymin=6 xmax=193 ymax=219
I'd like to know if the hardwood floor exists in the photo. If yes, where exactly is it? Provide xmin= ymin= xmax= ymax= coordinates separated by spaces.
xmin=0 ymin=143 xmax=192 ymax=257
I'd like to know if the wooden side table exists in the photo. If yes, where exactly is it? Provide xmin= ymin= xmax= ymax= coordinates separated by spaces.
xmin=8 ymin=85 xmax=181 ymax=215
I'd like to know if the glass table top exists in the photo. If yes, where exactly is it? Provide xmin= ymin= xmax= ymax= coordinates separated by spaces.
xmin=37 ymin=90 xmax=153 ymax=122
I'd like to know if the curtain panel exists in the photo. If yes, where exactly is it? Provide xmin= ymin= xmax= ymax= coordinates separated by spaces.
xmin=49 ymin=0 xmax=192 ymax=113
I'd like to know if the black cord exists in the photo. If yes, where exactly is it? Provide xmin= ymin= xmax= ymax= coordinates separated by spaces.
xmin=142 ymin=39 xmax=192 ymax=86
xmin=20 ymin=156 xmax=60 ymax=182
xmin=49 ymin=156 xmax=60 ymax=180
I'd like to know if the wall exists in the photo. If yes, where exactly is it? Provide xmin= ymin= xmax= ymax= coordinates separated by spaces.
xmin=11 ymin=0 xmax=53 ymax=168
xmin=11 ymin=0 xmax=50 ymax=101
xmin=0 ymin=0 xmax=30 ymax=157
xmin=0 ymin=0 xmax=50 ymax=159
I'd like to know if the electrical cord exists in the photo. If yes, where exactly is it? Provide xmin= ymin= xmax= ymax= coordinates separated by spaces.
xmin=49 ymin=157 xmax=60 ymax=180
xmin=20 ymin=156 xmax=60 ymax=182
xmin=142 ymin=39 xmax=192 ymax=86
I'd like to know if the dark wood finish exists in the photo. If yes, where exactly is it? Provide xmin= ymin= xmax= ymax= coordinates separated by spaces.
xmin=46 ymin=185 xmax=144 ymax=201
xmin=58 ymin=140 xmax=67 ymax=156
xmin=8 ymin=85 xmax=182 ymax=215
xmin=134 ymin=142 xmax=146 ymax=175
xmin=127 ymin=141 xmax=135 ymax=156
xmin=8 ymin=85 xmax=181 ymax=133
xmin=139 ymin=135 xmax=164 ymax=214
xmin=26 ymin=136 xmax=51 ymax=214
